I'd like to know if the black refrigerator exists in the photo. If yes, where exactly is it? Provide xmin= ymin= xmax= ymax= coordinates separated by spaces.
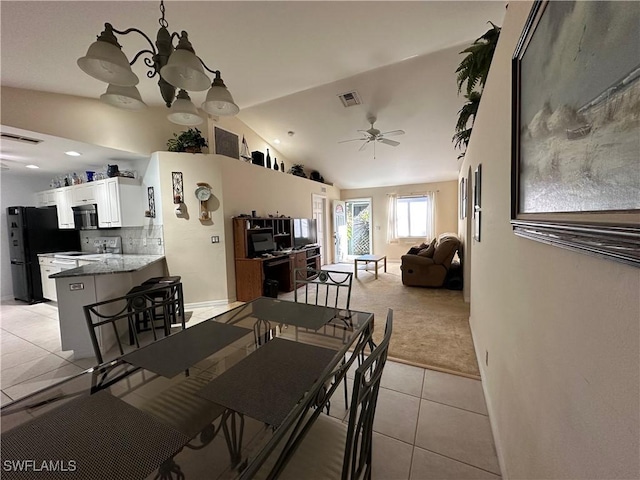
xmin=7 ymin=206 xmax=81 ymax=303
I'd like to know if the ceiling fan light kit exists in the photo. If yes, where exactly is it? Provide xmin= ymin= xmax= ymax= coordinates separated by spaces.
xmin=77 ymin=0 xmax=239 ymax=126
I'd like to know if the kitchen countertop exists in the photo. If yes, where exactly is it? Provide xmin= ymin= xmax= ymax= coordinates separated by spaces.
xmin=50 ymin=255 xmax=165 ymax=278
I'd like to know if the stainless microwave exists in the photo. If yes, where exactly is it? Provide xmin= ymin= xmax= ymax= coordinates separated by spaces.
xmin=72 ymin=204 xmax=98 ymax=230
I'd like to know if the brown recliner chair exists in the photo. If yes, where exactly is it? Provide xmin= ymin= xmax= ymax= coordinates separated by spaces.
xmin=401 ymin=234 xmax=461 ymax=287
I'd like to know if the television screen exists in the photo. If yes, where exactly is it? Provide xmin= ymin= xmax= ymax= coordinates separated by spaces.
xmin=293 ymin=218 xmax=318 ymax=248
xmin=251 ymin=232 xmax=275 ymax=255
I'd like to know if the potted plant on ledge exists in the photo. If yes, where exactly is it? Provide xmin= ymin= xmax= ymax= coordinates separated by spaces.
xmin=167 ymin=128 xmax=209 ymax=153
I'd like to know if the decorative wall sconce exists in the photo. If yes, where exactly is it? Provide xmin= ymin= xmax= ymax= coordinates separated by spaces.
xmin=172 ymin=172 xmax=184 ymax=204
xmin=145 ymin=186 xmax=156 ymax=218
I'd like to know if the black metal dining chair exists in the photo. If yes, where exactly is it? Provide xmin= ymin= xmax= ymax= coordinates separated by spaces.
xmin=293 ymin=268 xmax=354 ymax=409
xmin=83 ymin=282 xmax=185 ymax=364
xmin=294 ymin=268 xmax=353 ymax=316
xmin=258 ymin=309 xmax=393 ymax=480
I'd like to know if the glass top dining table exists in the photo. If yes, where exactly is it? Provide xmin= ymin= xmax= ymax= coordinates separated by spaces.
xmin=1 ymin=297 xmax=375 ymax=480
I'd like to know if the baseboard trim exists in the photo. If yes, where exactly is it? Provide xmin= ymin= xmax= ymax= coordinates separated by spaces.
xmin=184 ymin=298 xmax=238 ymax=310
xmin=387 ymin=355 xmax=481 ymax=380
xmin=469 ymin=315 xmax=508 ymax=480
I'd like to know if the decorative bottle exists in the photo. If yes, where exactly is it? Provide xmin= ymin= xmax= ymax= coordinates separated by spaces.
xmin=274 ymin=157 xmax=279 ymax=171
xmin=266 ymin=148 xmax=271 ymax=169
xmin=280 ymin=161 xmax=285 ymax=172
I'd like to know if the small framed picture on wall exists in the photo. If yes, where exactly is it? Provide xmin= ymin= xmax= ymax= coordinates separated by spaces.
xmin=473 ymin=164 xmax=482 ymax=242
xmin=460 ymin=177 xmax=467 ymax=219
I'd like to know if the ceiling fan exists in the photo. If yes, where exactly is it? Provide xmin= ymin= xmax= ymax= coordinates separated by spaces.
xmin=338 ymin=115 xmax=405 ymax=158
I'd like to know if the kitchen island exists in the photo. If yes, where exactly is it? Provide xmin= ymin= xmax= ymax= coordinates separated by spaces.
xmin=50 ymin=254 xmax=167 ymax=359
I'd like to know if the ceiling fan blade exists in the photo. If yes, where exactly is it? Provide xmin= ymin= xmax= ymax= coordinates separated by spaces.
xmin=358 ymin=141 xmax=370 ymax=152
xmin=338 ymin=137 xmax=368 ymax=144
xmin=380 ymin=130 xmax=405 ymax=137
xmin=378 ymin=138 xmax=400 ymax=147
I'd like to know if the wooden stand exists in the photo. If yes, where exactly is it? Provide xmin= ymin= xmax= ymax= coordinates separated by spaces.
xmin=233 ymin=217 xmax=321 ymax=302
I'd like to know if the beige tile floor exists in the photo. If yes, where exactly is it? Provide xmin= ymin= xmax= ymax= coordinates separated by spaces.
xmin=0 ymin=299 xmax=501 ymax=479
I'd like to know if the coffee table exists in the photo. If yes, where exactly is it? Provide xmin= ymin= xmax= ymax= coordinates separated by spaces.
xmin=354 ymin=254 xmax=387 ymax=279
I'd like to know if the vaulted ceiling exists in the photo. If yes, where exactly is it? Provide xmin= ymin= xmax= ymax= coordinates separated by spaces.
xmin=0 ymin=1 xmax=506 ymax=188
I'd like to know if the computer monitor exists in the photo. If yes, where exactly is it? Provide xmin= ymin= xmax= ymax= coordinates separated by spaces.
xmin=251 ymin=232 xmax=275 ymax=255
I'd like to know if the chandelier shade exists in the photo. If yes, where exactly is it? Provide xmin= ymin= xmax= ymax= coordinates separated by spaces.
xmin=100 ymin=84 xmax=147 ymax=111
xmin=201 ymin=73 xmax=239 ymax=116
xmin=77 ymin=38 xmax=139 ymax=87
xmin=159 ymin=39 xmax=210 ymax=92
xmin=167 ymin=90 xmax=204 ymax=125
xmin=78 ymin=1 xmax=238 ymax=126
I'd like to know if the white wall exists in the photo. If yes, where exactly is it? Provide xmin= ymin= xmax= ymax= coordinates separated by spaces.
xmin=461 ymin=2 xmax=640 ymax=478
xmin=0 ymin=87 xmax=295 ymax=168
xmin=155 ymin=152 xmax=340 ymax=305
xmin=341 ymin=180 xmax=458 ymax=261
xmin=0 ymin=172 xmax=54 ymax=299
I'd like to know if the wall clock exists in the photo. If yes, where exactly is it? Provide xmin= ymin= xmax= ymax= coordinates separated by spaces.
xmin=195 ymin=184 xmax=212 ymax=220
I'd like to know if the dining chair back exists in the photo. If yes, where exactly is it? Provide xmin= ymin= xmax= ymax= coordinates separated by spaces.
xmin=260 ymin=309 xmax=393 ymax=480
xmin=294 ymin=268 xmax=354 ymax=411
xmin=294 ymin=268 xmax=353 ymax=313
xmin=83 ymin=282 xmax=184 ymax=364
xmin=341 ymin=309 xmax=392 ymax=479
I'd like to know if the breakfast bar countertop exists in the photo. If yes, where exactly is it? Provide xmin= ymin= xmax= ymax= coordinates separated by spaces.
xmin=50 ymin=255 xmax=165 ymax=278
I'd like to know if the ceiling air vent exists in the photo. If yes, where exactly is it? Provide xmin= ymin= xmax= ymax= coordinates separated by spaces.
xmin=337 ymin=91 xmax=362 ymax=108
xmin=0 ymin=133 xmax=43 ymax=145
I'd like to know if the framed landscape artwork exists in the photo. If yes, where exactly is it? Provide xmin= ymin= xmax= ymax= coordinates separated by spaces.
xmin=214 ymin=127 xmax=240 ymax=159
xmin=511 ymin=0 xmax=640 ymax=266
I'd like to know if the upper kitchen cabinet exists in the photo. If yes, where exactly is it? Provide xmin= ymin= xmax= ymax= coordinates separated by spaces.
xmin=94 ymin=177 xmax=142 ymax=228
xmin=35 ymin=190 xmax=56 ymax=207
xmin=54 ymin=188 xmax=74 ymax=229
xmin=71 ymin=184 xmax=96 ymax=206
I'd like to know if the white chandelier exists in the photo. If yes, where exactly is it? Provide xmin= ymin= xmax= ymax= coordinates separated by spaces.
xmin=77 ymin=1 xmax=238 ymax=126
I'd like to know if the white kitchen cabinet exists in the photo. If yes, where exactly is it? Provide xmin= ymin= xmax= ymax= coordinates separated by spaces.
xmin=38 ymin=256 xmax=61 ymax=301
xmin=36 ymin=190 xmax=56 ymax=207
xmin=95 ymin=177 xmax=141 ymax=228
xmin=71 ymin=183 xmax=96 ymax=206
xmin=54 ymin=188 xmax=75 ymax=229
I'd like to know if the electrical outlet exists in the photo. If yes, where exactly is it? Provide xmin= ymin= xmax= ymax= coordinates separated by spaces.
xmin=157 ymin=238 xmax=162 ymax=246
xmin=211 ymin=236 xmax=220 ymax=243
xmin=485 ymin=350 xmax=489 ymax=367
xmin=143 ymin=238 xmax=147 ymax=247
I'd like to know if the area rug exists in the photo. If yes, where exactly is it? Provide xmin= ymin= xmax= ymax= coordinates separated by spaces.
xmin=279 ymin=262 xmax=480 ymax=378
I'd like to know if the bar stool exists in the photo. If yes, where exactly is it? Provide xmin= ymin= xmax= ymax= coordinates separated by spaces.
xmin=127 ymin=283 xmax=171 ymax=345
xmin=141 ymin=276 xmax=184 ymax=327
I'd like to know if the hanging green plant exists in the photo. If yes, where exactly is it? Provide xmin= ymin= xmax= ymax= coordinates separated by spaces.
xmin=453 ymin=22 xmax=501 ymax=158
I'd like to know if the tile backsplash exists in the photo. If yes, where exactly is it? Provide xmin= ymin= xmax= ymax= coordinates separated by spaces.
xmin=81 ymin=226 xmax=164 ymax=255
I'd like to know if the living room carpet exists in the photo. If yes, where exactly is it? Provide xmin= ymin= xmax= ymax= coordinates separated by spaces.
xmin=279 ymin=262 xmax=480 ymax=378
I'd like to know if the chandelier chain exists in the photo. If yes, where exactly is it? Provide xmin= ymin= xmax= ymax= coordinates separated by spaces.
xmin=159 ymin=0 xmax=168 ymax=28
